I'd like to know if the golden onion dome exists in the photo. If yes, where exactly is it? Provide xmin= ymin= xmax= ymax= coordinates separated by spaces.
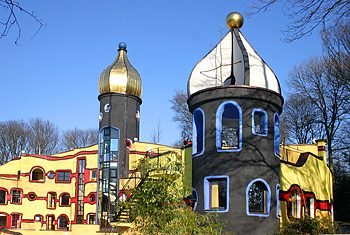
xmin=99 ymin=42 xmax=142 ymax=98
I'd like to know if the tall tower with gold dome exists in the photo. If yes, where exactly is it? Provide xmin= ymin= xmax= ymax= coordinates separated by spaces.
xmin=188 ymin=13 xmax=283 ymax=234
xmin=97 ymin=42 xmax=142 ymax=227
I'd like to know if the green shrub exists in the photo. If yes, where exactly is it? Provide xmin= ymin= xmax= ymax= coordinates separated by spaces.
xmin=280 ymin=217 xmax=338 ymax=235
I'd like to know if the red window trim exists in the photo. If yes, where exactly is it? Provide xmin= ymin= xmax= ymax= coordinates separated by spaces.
xmin=10 ymin=188 xmax=23 ymax=205
xmin=46 ymin=192 xmax=57 ymax=210
xmin=59 ymin=193 xmax=71 ymax=207
xmin=29 ymin=166 xmax=46 ymax=183
xmin=0 ymin=188 xmax=8 ymax=205
xmin=10 ymin=213 xmax=22 ymax=228
xmin=55 ymin=170 xmax=72 ymax=184
xmin=57 ymin=214 xmax=69 ymax=230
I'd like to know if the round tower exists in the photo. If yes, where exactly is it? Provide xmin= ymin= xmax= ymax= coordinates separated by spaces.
xmin=97 ymin=42 xmax=142 ymax=227
xmin=188 ymin=13 xmax=283 ymax=234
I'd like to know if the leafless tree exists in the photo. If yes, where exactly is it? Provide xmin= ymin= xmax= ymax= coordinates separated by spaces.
xmin=283 ymin=94 xmax=324 ymax=144
xmin=170 ymin=90 xmax=192 ymax=143
xmin=0 ymin=120 xmax=29 ymax=164
xmin=150 ymin=120 xmax=162 ymax=144
xmin=27 ymin=117 xmax=59 ymax=155
xmin=61 ymin=128 xmax=98 ymax=151
xmin=249 ymin=0 xmax=350 ymax=42
xmin=0 ymin=0 xmax=44 ymax=44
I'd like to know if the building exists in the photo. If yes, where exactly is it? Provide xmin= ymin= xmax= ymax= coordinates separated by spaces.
xmin=0 ymin=12 xmax=333 ymax=235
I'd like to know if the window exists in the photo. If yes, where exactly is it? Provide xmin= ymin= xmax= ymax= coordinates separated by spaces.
xmin=91 ymin=170 xmax=97 ymax=181
xmin=31 ymin=168 xmax=44 ymax=181
xmin=89 ymin=194 xmax=96 ymax=203
xmin=28 ymin=192 xmax=36 ymax=201
xmin=289 ymin=189 xmax=301 ymax=218
xmin=252 ymin=109 xmax=268 ymax=136
xmin=11 ymin=214 xmax=20 ymax=228
xmin=305 ymin=197 xmax=315 ymax=218
xmin=47 ymin=192 xmax=56 ymax=209
xmin=0 ymin=190 xmax=6 ymax=204
xmin=100 ymin=127 xmax=119 ymax=162
xmin=0 ymin=215 xmax=7 ymax=227
xmin=58 ymin=215 xmax=68 ymax=230
xmin=11 ymin=189 xmax=21 ymax=204
xmin=246 ymin=178 xmax=271 ymax=217
xmin=47 ymin=215 xmax=55 ymax=230
xmin=57 ymin=171 xmax=71 ymax=183
xmin=216 ymin=101 xmax=242 ymax=152
xmin=35 ymin=215 xmax=43 ymax=222
xmin=88 ymin=214 xmax=96 ymax=224
xmin=276 ymin=184 xmax=280 ymax=218
xmin=204 ymin=176 xmax=229 ymax=212
xmin=192 ymin=108 xmax=205 ymax=156
xmin=274 ymin=113 xmax=280 ymax=157
xmin=191 ymin=188 xmax=198 ymax=211
xmin=60 ymin=194 xmax=70 ymax=206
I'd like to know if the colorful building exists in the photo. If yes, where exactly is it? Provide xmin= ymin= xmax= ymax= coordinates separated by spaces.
xmin=0 ymin=12 xmax=333 ymax=235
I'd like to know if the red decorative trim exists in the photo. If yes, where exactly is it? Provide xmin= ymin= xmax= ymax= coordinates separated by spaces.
xmin=57 ymin=214 xmax=70 ymax=230
xmin=10 ymin=212 xmax=22 ymax=228
xmin=0 ymin=187 xmax=9 ymax=205
xmin=0 ymin=212 xmax=10 ymax=228
xmin=74 ymin=157 xmax=86 ymax=224
xmin=21 ymin=150 xmax=97 ymax=161
xmin=318 ymin=146 xmax=326 ymax=151
xmin=26 ymin=192 xmax=37 ymax=201
xmin=10 ymin=188 xmax=23 ymax=205
xmin=85 ymin=192 xmax=97 ymax=205
xmin=34 ymin=214 xmax=44 ymax=224
xmin=59 ymin=192 xmax=71 ymax=207
xmin=46 ymin=214 xmax=55 ymax=230
xmin=55 ymin=170 xmax=73 ymax=183
xmin=29 ymin=166 xmax=46 ymax=183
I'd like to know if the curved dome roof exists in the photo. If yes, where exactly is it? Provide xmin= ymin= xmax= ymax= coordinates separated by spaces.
xmin=99 ymin=42 xmax=142 ymax=99
xmin=188 ymin=25 xmax=281 ymax=96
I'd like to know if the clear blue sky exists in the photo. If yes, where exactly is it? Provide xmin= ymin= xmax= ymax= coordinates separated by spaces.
xmin=0 ymin=1 xmax=323 ymax=146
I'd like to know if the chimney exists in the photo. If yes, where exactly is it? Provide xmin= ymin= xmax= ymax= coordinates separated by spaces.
xmin=316 ymin=139 xmax=327 ymax=165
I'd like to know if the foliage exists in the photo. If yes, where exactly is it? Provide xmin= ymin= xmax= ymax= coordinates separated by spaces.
xmin=125 ymin=157 xmax=225 ymax=235
xmin=250 ymin=0 xmax=350 ymax=42
xmin=170 ymin=90 xmax=192 ymax=144
xmin=280 ymin=217 xmax=338 ymax=235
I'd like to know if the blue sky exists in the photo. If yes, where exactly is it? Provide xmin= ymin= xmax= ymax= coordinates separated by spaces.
xmin=0 ymin=1 xmax=323 ymax=146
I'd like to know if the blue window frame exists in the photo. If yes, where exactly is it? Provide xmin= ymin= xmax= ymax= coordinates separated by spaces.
xmin=252 ymin=109 xmax=268 ymax=136
xmin=274 ymin=113 xmax=280 ymax=157
xmin=191 ymin=188 xmax=198 ymax=211
xmin=193 ymin=108 xmax=205 ymax=157
xmin=216 ymin=101 xmax=242 ymax=152
xmin=276 ymin=184 xmax=280 ymax=218
xmin=246 ymin=178 xmax=271 ymax=217
xmin=204 ymin=175 xmax=229 ymax=213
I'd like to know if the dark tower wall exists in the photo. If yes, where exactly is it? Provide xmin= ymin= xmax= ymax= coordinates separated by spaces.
xmin=98 ymin=93 xmax=141 ymax=178
xmin=188 ymin=86 xmax=283 ymax=235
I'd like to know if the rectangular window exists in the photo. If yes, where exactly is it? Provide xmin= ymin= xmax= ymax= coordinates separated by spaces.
xmin=57 ymin=171 xmax=71 ymax=183
xmin=0 ymin=216 xmax=6 ymax=226
xmin=47 ymin=215 xmax=55 ymax=230
xmin=252 ymin=109 xmax=268 ymax=136
xmin=204 ymin=176 xmax=229 ymax=212
xmin=11 ymin=189 xmax=21 ymax=204
xmin=91 ymin=170 xmax=97 ymax=181
xmin=11 ymin=214 xmax=20 ymax=228
xmin=47 ymin=193 xmax=56 ymax=209
xmin=0 ymin=190 xmax=6 ymax=204
xmin=88 ymin=214 xmax=96 ymax=224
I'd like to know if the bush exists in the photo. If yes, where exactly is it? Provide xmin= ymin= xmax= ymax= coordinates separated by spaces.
xmin=280 ymin=217 xmax=338 ymax=235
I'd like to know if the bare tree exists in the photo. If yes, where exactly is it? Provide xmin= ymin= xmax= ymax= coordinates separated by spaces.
xmin=0 ymin=0 xmax=44 ymax=44
xmin=170 ymin=90 xmax=192 ymax=143
xmin=27 ymin=117 xmax=59 ymax=155
xmin=150 ymin=120 xmax=161 ymax=144
xmin=283 ymin=94 xmax=324 ymax=144
xmin=249 ymin=0 xmax=350 ymax=42
xmin=61 ymin=128 xmax=98 ymax=151
xmin=0 ymin=120 xmax=29 ymax=164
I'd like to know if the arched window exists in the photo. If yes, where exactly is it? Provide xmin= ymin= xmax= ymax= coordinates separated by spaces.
xmin=193 ymin=108 xmax=205 ymax=156
xmin=274 ymin=113 xmax=280 ymax=157
xmin=276 ymin=184 xmax=280 ymax=218
xmin=191 ymin=188 xmax=198 ymax=211
xmin=216 ymin=101 xmax=242 ymax=152
xmin=246 ymin=178 xmax=271 ymax=217
xmin=57 ymin=215 xmax=68 ymax=230
xmin=289 ymin=189 xmax=301 ymax=218
xmin=252 ymin=109 xmax=268 ymax=136
xmin=60 ymin=194 xmax=70 ymax=206
xmin=31 ymin=167 xmax=44 ymax=181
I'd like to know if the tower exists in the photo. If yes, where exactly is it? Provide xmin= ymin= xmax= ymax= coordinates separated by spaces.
xmin=188 ymin=13 xmax=283 ymax=234
xmin=97 ymin=42 xmax=142 ymax=227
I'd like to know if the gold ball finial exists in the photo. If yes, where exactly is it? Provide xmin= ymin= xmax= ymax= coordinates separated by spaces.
xmin=226 ymin=12 xmax=244 ymax=29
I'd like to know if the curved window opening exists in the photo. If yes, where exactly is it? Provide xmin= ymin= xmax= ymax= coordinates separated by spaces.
xmin=60 ymin=194 xmax=70 ymax=206
xmin=216 ymin=101 xmax=242 ymax=152
xmin=193 ymin=108 xmax=205 ymax=156
xmin=274 ymin=113 xmax=281 ymax=157
xmin=252 ymin=109 xmax=268 ymax=136
xmin=276 ymin=184 xmax=281 ymax=218
xmin=191 ymin=188 xmax=198 ymax=211
xmin=289 ymin=189 xmax=301 ymax=218
xmin=31 ymin=168 xmax=44 ymax=181
xmin=305 ymin=196 xmax=315 ymax=218
xmin=58 ymin=216 xmax=68 ymax=230
xmin=246 ymin=178 xmax=271 ymax=217
xmin=204 ymin=175 xmax=229 ymax=213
